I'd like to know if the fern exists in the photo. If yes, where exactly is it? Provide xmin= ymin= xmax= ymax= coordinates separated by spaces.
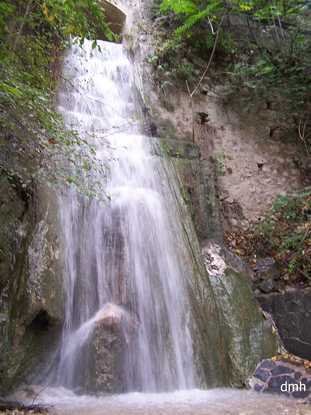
xmin=160 ymin=0 xmax=197 ymax=15
xmin=174 ymin=1 xmax=222 ymax=38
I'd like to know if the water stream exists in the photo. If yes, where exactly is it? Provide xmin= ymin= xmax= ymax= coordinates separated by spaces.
xmin=20 ymin=388 xmax=307 ymax=415
xmin=54 ymin=39 xmax=196 ymax=392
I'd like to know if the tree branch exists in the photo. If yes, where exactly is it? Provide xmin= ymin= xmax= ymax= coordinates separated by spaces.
xmin=12 ymin=0 xmax=34 ymax=51
xmin=190 ymin=14 xmax=225 ymax=98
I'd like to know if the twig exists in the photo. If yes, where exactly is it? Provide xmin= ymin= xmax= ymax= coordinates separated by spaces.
xmin=277 ymin=15 xmax=285 ymax=40
xmin=12 ymin=0 xmax=34 ymax=51
xmin=0 ymin=399 xmax=48 ymax=413
xmin=208 ymin=18 xmax=215 ymax=34
xmin=186 ymin=80 xmax=194 ymax=142
xmin=189 ymin=14 xmax=225 ymax=98
xmin=185 ymin=14 xmax=225 ymax=142
xmin=298 ymin=119 xmax=310 ymax=155
xmin=31 ymin=384 xmax=49 ymax=406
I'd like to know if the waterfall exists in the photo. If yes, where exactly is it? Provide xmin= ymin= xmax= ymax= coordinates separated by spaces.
xmin=53 ymin=40 xmax=197 ymax=392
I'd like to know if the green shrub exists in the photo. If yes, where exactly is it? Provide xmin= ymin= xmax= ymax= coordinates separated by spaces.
xmin=0 ymin=0 xmax=114 ymax=191
xmin=256 ymin=190 xmax=311 ymax=283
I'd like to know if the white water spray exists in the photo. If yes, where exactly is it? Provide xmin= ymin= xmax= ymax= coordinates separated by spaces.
xmin=53 ymin=40 xmax=196 ymax=392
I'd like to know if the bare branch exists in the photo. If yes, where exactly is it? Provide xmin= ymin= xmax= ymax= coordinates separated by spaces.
xmin=298 ymin=119 xmax=310 ymax=155
xmin=184 ymin=15 xmax=225 ymax=143
xmin=208 ymin=18 xmax=215 ymax=35
xmin=190 ymin=14 xmax=225 ymax=98
xmin=12 ymin=0 xmax=34 ymax=51
xmin=186 ymin=80 xmax=195 ymax=142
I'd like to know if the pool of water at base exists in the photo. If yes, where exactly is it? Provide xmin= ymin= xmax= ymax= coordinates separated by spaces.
xmin=17 ymin=387 xmax=310 ymax=415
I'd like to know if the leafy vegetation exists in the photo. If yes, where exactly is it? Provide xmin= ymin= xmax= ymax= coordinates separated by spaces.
xmin=152 ymin=0 xmax=311 ymax=152
xmin=0 ymin=0 xmax=113 ymax=191
xmin=226 ymin=190 xmax=311 ymax=287
xmin=255 ymin=190 xmax=311 ymax=284
xmin=154 ymin=1 xmax=311 ymax=286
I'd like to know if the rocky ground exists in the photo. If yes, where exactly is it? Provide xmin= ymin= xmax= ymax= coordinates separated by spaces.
xmin=250 ymin=354 xmax=311 ymax=402
xmin=0 ymin=411 xmax=48 ymax=415
xmin=0 ymin=410 xmax=48 ymax=415
xmin=0 ymin=401 xmax=49 ymax=415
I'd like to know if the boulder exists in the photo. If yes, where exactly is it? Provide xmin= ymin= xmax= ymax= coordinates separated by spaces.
xmin=203 ymin=242 xmax=280 ymax=387
xmin=90 ymin=321 xmax=126 ymax=393
xmin=257 ymin=289 xmax=311 ymax=360
xmin=95 ymin=303 xmax=125 ymax=327
xmin=86 ymin=303 xmax=139 ymax=393
xmin=250 ymin=358 xmax=311 ymax=402
xmin=252 ymin=257 xmax=283 ymax=294
xmin=253 ymin=257 xmax=280 ymax=281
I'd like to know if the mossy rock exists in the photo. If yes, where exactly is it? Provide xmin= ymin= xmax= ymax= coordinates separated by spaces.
xmin=203 ymin=243 xmax=280 ymax=386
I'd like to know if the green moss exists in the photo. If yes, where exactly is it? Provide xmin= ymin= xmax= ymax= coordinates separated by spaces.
xmin=209 ymin=265 xmax=279 ymax=386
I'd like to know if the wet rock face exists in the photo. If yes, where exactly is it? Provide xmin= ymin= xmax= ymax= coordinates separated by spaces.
xmin=0 ymin=184 xmax=64 ymax=394
xmin=158 ymin=137 xmax=278 ymax=387
xmin=250 ymin=359 xmax=311 ymax=401
xmin=160 ymin=137 xmax=223 ymax=242
xmin=160 ymin=139 xmax=200 ymax=160
xmin=202 ymin=242 xmax=279 ymax=387
xmin=0 ymin=170 xmax=28 ymax=316
xmin=0 ymin=171 xmax=31 ymax=392
xmin=98 ymin=1 xmax=126 ymax=39
xmin=257 ymin=289 xmax=311 ymax=360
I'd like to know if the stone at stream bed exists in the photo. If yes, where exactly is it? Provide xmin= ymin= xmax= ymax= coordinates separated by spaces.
xmin=86 ymin=303 xmax=139 ymax=393
xmin=250 ymin=358 xmax=311 ymax=401
xmin=0 ymin=410 xmax=47 ymax=415
xmin=0 ymin=398 xmax=49 ymax=414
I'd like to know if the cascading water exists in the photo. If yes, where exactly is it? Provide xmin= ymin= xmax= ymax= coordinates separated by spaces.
xmin=13 ymin=34 xmax=306 ymax=415
xmin=53 ymin=39 xmax=196 ymax=392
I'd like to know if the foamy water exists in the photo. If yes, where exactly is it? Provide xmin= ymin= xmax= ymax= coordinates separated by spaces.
xmin=16 ymin=388 xmax=309 ymax=415
xmin=50 ymin=39 xmax=197 ymax=392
